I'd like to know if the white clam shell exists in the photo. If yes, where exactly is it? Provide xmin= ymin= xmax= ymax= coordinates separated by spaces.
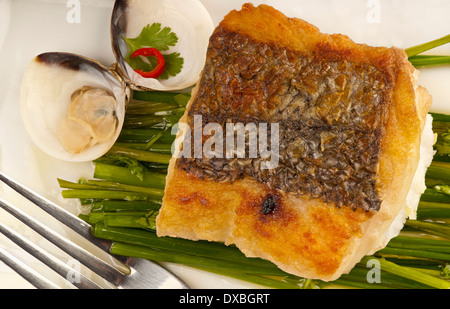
xmin=20 ymin=53 xmax=127 ymax=162
xmin=111 ymin=0 xmax=214 ymax=91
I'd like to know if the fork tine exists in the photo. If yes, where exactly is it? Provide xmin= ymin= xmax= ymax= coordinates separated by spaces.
xmin=0 ymin=171 xmax=130 ymax=273
xmin=0 ymin=198 xmax=127 ymax=284
xmin=0 ymin=171 xmax=190 ymax=289
xmin=0 ymin=247 xmax=60 ymax=289
xmin=0 ymin=222 xmax=103 ymax=289
xmin=0 ymin=171 xmax=110 ymax=251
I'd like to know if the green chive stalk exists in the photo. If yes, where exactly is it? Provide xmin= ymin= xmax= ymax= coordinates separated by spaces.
xmin=125 ymin=102 xmax=181 ymax=115
xmin=131 ymin=91 xmax=191 ymax=105
xmin=417 ymin=201 xmax=450 ymax=219
xmin=92 ymin=162 xmax=166 ymax=188
xmin=113 ymin=142 xmax=172 ymax=153
xmin=118 ymin=128 xmax=174 ymax=143
xmin=404 ymin=220 xmax=450 ymax=240
xmin=405 ymin=34 xmax=450 ymax=57
xmin=106 ymin=145 xmax=172 ymax=165
xmin=361 ymin=257 xmax=450 ymax=289
xmin=91 ymin=200 xmax=161 ymax=212
xmin=408 ymin=55 xmax=450 ymax=68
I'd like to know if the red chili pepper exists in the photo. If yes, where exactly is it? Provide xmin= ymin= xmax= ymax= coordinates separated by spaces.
xmin=131 ymin=47 xmax=165 ymax=79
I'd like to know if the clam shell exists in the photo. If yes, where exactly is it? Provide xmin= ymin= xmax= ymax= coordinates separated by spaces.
xmin=111 ymin=0 xmax=214 ymax=91
xmin=20 ymin=52 xmax=128 ymax=162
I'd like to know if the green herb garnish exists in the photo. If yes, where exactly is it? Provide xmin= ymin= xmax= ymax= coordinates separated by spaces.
xmin=122 ymin=23 xmax=183 ymax=79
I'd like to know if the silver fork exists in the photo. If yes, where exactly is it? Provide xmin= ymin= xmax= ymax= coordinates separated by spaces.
xmin=0 ymin=171 xmax=189 ymax=289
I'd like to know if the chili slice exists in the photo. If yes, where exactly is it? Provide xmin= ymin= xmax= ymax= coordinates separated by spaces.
xmin=131 ymin=47 xmax=166 ymax=79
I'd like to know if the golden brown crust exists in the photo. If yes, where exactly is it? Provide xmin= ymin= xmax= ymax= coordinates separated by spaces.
xmin=156 ymin=3 xmax=432 ymax=281
xmin=157 ymin=168 xmax=371 ymax=279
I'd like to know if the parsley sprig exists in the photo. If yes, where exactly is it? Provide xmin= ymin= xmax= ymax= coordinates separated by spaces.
xmin=122 ymin=23 xmax=184 ymax=79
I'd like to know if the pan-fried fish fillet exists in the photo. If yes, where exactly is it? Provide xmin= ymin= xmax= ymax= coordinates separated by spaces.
xmin=156 ymin=3 xmax=432 ymax=281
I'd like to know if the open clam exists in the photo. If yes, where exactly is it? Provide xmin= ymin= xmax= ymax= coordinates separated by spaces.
xmin=20 ymin=0 xmax=214 ymax=162
xmin=20 ymin=52 xmax=128 ymax=162
xmin=111 ymin=0 xmax=214 ymax=91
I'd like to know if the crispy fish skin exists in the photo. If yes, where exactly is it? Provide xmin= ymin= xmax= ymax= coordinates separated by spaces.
xmin=156 ymin=3 xmax=432 ymax=281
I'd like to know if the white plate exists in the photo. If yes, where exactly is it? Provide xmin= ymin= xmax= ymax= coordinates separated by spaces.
xmin=0 ymin=0 xmax=449 ymax=289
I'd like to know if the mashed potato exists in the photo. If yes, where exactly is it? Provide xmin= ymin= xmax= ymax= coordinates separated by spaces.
xmin=382 ymin=113 xmax=436 ymax=245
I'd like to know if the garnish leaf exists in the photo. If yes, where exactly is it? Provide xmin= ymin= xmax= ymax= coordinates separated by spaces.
xmin=123 ymin=23 xmax=178 ymax=52
xmin=159 ymin=52 xmax=184 ymax=79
